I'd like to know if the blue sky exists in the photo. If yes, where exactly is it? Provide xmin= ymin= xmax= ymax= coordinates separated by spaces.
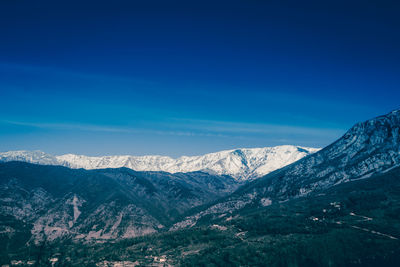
xmin=0 ymin=0 xmax=399 ymax=156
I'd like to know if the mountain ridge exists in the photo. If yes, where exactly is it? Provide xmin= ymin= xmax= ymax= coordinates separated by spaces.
xmin=0 ymin=145 xmax=319 ymax=180
xmin=171 ymin=109 xmax=400 ymax=230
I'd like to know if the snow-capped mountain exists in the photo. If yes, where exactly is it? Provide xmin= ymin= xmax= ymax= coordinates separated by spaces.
xmin=0 ymin=145 xmax=319 ymax=180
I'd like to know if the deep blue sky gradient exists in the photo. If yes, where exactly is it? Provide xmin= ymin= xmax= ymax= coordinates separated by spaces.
xmin=0 ymin=0 xmax=399 ymax=156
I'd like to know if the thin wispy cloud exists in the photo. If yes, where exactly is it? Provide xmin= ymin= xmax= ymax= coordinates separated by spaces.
xmin=1 ymin=120 xmax=229 ymax=138
xmin=2 ymin=117 xmax=346 ymax=143
xmin=0 ymin=62 xmax=158 ymax=86
xmin=162 ymin=118 xmax=346 ymax=138
xmin=3 ymin=120 xmax=132 ymax=133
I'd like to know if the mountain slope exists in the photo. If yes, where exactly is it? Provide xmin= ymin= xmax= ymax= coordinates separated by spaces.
xmin=0 ymin=145 xmax=319 ymax=180
xmin=161 ymin=165 xmax=400 ymax=266
xmin=173 ymin=109 xmax=400 ymax=229
xmin=0 ymin=162 xmax=239 ymax=251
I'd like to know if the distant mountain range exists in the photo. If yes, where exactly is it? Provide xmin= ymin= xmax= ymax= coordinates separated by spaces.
xmin=0 ymin=145 xmax=319 ymax=180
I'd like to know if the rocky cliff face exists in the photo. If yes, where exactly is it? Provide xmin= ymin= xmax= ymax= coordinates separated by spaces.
xmin=264 ymin=109 xmax=400 ymax=199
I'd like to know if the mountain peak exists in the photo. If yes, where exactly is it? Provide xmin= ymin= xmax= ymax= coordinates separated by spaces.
xmin=242 ymin=109 xmax=400 ymax=199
